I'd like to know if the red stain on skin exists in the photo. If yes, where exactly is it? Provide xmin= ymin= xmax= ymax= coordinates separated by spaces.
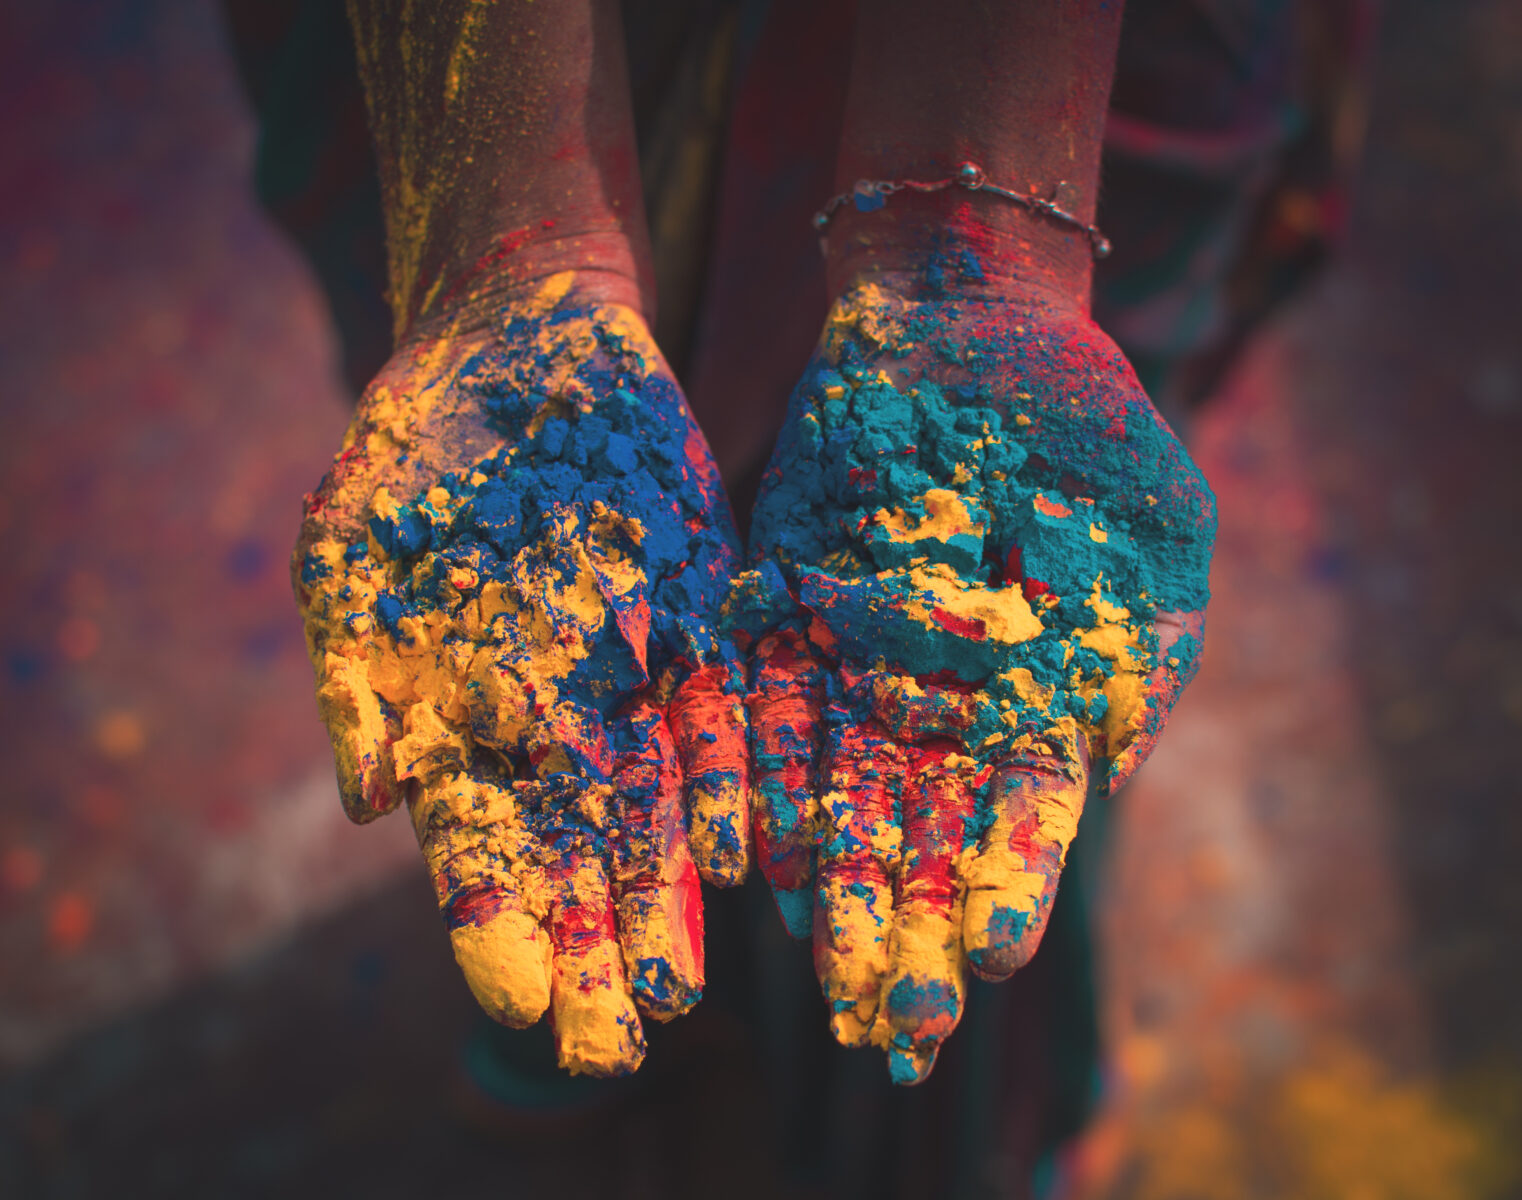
xmin=948 ymin=205 xmax=1009 ymax=266
xmin=900 ymin=740 xmax=984 ymax=910
xmin=848 ymin=466 xmax=878 ymax=490
xmin=304 ymin=443 xmax=371 ymax=519
xmin=364 ymin=772 xmax=395 ymax=815
xmin=678 ymin=855 xmax=704 ymax=961
xmin=547 ymin=856 xmax=620 ymax=951
xmin=434 ymin=224 xmax=543 ymax=311
xmin=751 ymin=632 xmax=826 ymax=891
xmin=933 ymin=204 xmax=1072 ymax=280
xmin=819 ymin=723 xmax=901 ymax=903
xmin=669 ymin=666 xmax=747 ymax=782
xmin=444 ymin=881 xmax=505 ymax=930
xmin=1002 ymin=808 xmax=1059 ymax=870
xmin=930 ymin=607 xmax=987 ymax=640
xmin=1022 ymin=577 xmax=1050 ymax=601
xmin=610 ymin=704 xmax=705 ymax=990
xmin=681 ymin=426 xmax=726 ymax=493
xmin=304 ymin=475 xmax=341 ymax=520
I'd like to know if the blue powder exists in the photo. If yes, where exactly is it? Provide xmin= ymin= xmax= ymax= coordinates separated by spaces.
xmin=311 ymin=301 xmax=743 ymax=858
xmin=733 ymin=290 xmax=1216 ymax=794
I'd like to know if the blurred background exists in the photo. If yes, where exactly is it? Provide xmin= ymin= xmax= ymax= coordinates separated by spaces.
xmin=1 ymin=0 xmax=1519 ymax=1196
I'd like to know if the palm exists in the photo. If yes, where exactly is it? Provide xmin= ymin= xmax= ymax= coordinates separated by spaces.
xmin=294 ymin=276 xmax=749 ymax=1077
xmin=732 ymin=282 xmax=1215 ymax=1083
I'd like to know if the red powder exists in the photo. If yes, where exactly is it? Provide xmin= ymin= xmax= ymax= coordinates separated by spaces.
xmin=931 ymin=607 xmax=987 ymax=640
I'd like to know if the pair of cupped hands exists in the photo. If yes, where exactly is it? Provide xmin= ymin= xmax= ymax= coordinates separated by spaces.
xmin=293 ymin=265 xmax=1214 ymax=1085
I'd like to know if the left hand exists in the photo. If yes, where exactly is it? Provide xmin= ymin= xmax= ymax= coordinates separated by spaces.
xmin=294 ymin=276 xmax=749 ymax=1076
xmin=730 ymin=277 xmax=1215 ymax=1083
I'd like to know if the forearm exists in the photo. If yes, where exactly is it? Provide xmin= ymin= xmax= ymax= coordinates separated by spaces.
xmin=828 ymin=0 xmax=1123 ymax=308
xmin=347 ymin=0 xmax=652 ymax=337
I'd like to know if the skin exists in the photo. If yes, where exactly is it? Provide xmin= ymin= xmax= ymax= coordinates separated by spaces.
xmin=827 ymin=0 xmax=1122 ymax=304
xmin=345 ymin=0 xmax=654 ymax=332
xmin=739 ymin=0 xmax=1215 ymax=1083
xmin=297 ymin=1 xmax=749 ymax=1077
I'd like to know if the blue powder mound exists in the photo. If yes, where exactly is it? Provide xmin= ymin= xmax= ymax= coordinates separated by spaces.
xmin=752 ymin=356 xmax=1210 ymax=614
xmin=328 ymin=302 xmax=742 ymax=790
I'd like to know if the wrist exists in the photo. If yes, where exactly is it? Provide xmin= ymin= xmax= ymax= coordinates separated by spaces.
xmin=401 ymin=227 xmax=653 ymax=347
xmin=823 ymin=192 xmax=1094 ymax=315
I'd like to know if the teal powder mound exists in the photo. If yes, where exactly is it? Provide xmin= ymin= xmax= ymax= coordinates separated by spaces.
xmin=730 ymin=289 xmax=1217 ymax=794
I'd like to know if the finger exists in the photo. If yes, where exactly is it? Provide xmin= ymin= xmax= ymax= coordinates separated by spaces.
xmin=668 ymin=662 xmax=751 ymax=887
xmin=517 ymin=770 xmax=646 ymax=1077
xmin=750 ymin=629 xmax=826 ymax=937
xmin=962 ymin=718 xmax=1090 ymax=982
xmin=543 ymin=825 xmax=647 ymax=1077
xmin=1104 ymin=609 xmax=1206 ymax=793
xmin=610 ymin=703 xmax=704 ymax=1021
xmin=814 ymin=715 xmax=904 ymax=1047
xmin=316 ymin=650 xmax=404 ymax=822
xmin=409 ymin=769 xmax=554 ymax=1028
xmin=876 ymin=741 xmax=988 ymax=1085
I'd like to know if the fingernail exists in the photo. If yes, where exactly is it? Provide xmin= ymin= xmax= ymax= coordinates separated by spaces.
xmin=885 ymin=973 xmax=962 ymax=1042
xmin=448 ymin=905 xmax=552 ymax=1029
xmin=690 ymin=782 xmax=751 ymax=887
xmin=554 ymin=990 xmax=647 ymax=1078
xmin=827 ymin=1004 xmax=874 ymax=1048
xmin=887 ymin=1044 xmax=937 ymax=1086
xmin=963 ymin=896 xmax=1034 ymax=979
xmin=629 ymin=954 xmax=703 ymax=1020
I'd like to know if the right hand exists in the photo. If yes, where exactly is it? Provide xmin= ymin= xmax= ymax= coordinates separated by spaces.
xmin=292 ymin=273 xmax=750 ymax=1077
xmin=731 ymin=278 xmax=1215 ymax=1083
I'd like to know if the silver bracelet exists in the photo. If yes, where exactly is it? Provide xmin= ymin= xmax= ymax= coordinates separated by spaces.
xmin=812 ymin=161 xmax=1112 ymax=259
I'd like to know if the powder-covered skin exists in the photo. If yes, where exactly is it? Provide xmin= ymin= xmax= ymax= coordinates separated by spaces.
xmin=293 ymin=274 xmax=749 ymax=1077
xmin=729 ymin=279 xmax=1216 ymax=1083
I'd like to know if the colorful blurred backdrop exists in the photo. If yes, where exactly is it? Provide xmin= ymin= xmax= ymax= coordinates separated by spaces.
xmin=1 ymin=1 xmax=1518 ymax=1197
